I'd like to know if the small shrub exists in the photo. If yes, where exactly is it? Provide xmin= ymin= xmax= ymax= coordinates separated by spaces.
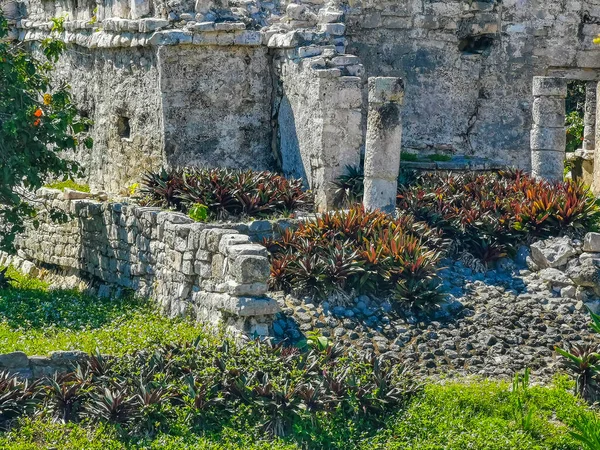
xmin=141 ymin=168 xmax=312 ymax=220
xmin=556 ymin=308 xmax=600 ymax=403
xmin=266 ymin=206 xmax=446 ymax=310
xmin=566 ymin=111 xmax=584 ymax=153
xmin=45 ymin=180 xmax=90 ymax=193
xmin=332 ymin=165 xmax=364 ymax=207
xmin=188 ymin=203 xmax=208 ymax=222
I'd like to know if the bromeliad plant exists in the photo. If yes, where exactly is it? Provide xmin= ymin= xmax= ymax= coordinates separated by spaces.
xmin=334 ymin=167 xmax=600 ymax=265
xmin=140 ymin=167 xmax=312 ymax=220
xmin=556 ymin=308 xmax=600 ymax=403
xmin=266 ymin=206 xmax=447 ymax=310
xmin=397 ymin=170 xmax=600 ymax=264
xmin=0 ymin=337 xmax=419 ymax=441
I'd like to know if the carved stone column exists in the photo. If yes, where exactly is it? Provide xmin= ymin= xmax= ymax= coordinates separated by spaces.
xmin=530 ymin=76 xmax=567 ymax=182
xmin=583 ymin=81 xmax=597 ymax=152
xmin=363 ymin=77 xmax=404 ymax=214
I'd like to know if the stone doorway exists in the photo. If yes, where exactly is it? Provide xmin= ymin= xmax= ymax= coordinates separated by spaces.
xmin=530 ymin=76 xmax=598 ymax=188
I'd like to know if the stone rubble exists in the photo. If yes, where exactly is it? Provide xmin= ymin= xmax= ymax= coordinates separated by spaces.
xmin=272 ymin=232 xmax=600 ymax=381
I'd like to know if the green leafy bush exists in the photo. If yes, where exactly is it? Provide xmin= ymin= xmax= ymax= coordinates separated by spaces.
xmin=0 ymin=12 xmax=92 ymax=252
xmin=566 ymin=110 xmax=584 ymax=153
xmin=188 ymin=203 xmax=208 ymax=222
xmin=266 ymin=206 xmax=446 ymax=309
xmin=140 ymin=168 xmax=312 ymax=220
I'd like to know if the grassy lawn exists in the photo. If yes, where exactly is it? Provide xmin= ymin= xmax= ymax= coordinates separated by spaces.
xmin=0 ymin=267 xmax=205 ymax=355
xmin=0 ymin=378 xmax=595 ymax=449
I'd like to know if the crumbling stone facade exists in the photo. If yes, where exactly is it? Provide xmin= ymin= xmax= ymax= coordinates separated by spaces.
xmin=4 ymin=0 xmax=600 ymax=199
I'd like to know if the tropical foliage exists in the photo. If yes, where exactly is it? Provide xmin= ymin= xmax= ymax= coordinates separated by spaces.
xmin=140 ymin=168 xmax=312 ymax=220
xmin=0 ymin=11 xmax=91 ymax=251
xmin=266 ymin=207 xmax=446 ymax=309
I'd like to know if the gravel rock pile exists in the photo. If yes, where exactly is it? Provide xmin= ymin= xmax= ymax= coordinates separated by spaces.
xmin=271 ymin=233 xmax=600 ymax=381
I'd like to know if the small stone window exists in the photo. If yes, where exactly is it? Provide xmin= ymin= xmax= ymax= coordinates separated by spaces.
xmin=117 ymin=116 xmax=131 ymax=139
xmin=458 ymin=35 xmax=494 ymax=55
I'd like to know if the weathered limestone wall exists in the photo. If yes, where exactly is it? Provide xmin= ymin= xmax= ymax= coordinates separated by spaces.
xmin=45 ymin=45 xmax=164 ymax=193
xmin=5 ymin=188 xmax=279 ymax=335
xmin=159 ymin=45 xmax=275 ymax=171
xmin=17 ymin=20 xmax=278 ymax=192
xmin=274 ymin=48 xmax=363 ymax=211
xmin=344 ymin=0 xmax=600 ymax=169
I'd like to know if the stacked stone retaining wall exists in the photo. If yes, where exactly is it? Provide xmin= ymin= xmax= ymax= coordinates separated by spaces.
xmin=1 ymin=188 xmax=284 ymax=336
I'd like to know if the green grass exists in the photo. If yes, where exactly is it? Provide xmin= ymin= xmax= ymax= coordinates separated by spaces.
xmin=400 ymin=152 xmax=453 ymax=163
xmin=0 ymin=267 xmax=205 ymax=355
xmin=0 ymin=377 xmax=596 ymax=449
xmin=45 ymin=179 xmax=90 ymax=193
xmin=426 ymin=153 xmax=452 ymax=162
xmin=400 ymin=151 xmax=419 ymax=162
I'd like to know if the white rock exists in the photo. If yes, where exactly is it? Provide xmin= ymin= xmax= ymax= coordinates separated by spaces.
xmin=530 ymin=236 xmax=577 ymax=269
xmin=584 ymin=232 xmax=600 ymax=252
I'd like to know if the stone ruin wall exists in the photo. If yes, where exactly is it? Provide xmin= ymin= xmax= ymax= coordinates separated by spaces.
xmin=345 ymin=0 xmax=600 ymax=168
xmin=0 ymin=188 xmax=289 ymax=336
xmin=4 ymin=0 xmax=600 ymax=341
xmin=6 ymin=0 xmax=600 ymax=201
xmin=5 ymin=0 xmax=600 ymax=196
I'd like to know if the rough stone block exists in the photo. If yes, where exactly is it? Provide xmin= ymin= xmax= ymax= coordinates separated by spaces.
xmin=138 ymin=18 xmax=169 ymax=32
xmin=219 ymin=234 xmax=251 ymax=254
xmin=220 ymin=280 xmax=269 ymax=296
xmin=230 ymin=255 xmax=270 ymax=284
xmin=130 ymin=0 xmax=150 ymax=19
xmin=0 ymin=352 xmax=28 ymax=369
xmin=530 ymin=127 xmax=566 ymax=151
xmin=584 ymin=232 xmax=600 ymax=253
xmin=320 ymin=23 xmax=346 ymax=35
xmin=532 ymin=97 xmax=565 ymax=127
xmin=211 ymin=254 xmax=226 ymax=277
xmin=214 ymin=22 xmax=246 ymax=31
xmin=227 ymin=243 xmax=269 ymax=259
xmin=531 ymin=150 xmax=565 ymax=181
xmin=530 ymin=236 xmax=577 ymax=269
xmin=206 ymin=228 xmax=238 ymax=252
xmin=532 ymin=77 xmax=567 ymax=98
xmin=149 ymin=30 xmax=193 ymax=46
xmin=215 ymin=294 xmax=280 ymax=317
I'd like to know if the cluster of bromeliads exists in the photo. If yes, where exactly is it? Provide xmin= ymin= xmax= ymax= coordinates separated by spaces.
xmin=140 ymin=167 xmax=600 ymax=310
xmin=0 ymin=337 xmax=416 ymax=439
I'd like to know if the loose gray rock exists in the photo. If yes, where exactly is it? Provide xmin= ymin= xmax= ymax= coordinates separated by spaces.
xmin=530 ymin=236 xmax=577 ymax=269
xmin=584 ymin=232 xmax=600 ymax=253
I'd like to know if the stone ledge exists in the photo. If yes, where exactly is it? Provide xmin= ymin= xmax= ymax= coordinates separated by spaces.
xmin=0 ymin=351 xmax=88 ymax=379
xmin=17 ymin=27 xmax=264 ymax=48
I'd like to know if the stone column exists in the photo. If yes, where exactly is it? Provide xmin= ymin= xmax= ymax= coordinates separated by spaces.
xmin=593 ymin=82 xmax=600 ymax=194
xmin=583 ymin=81 xmax=597 ymax=152
xmin=530 ymin=76 xmax=567 ymax=182
xmin=363 ymin=77 xmax=404 ymax=214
